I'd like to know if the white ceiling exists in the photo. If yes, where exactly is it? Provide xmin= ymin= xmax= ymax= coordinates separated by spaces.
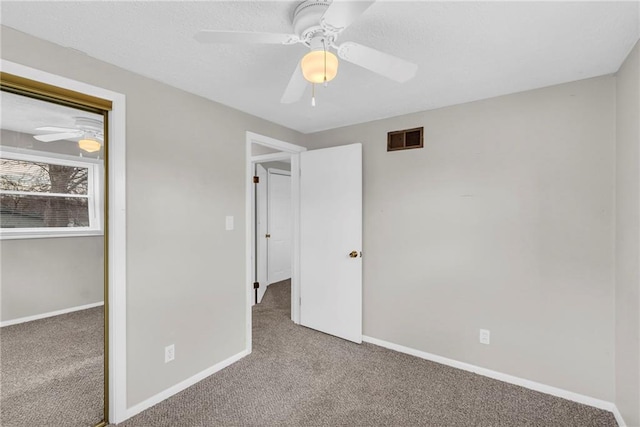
xmin=1 ymin=1 xmax=638 ymax=134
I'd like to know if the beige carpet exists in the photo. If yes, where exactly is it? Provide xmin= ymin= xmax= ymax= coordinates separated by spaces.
xmin=119 ymin=280 xmax=616 ymax=426
xmin=0 ymin=307 xmax=104 ymax=427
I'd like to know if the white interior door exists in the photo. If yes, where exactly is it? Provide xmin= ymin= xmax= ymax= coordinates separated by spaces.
xmin=300 ymin=143 xmax=362 ymax=343
xmin=255 ymin=164 xmax=268 ymax=304
xmin=267 ymin=169 xmax=292 ymax=285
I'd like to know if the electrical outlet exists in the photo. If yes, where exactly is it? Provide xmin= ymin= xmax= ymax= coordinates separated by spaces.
xmin=479 ymin=329 xmax=490 ymax=345
xmin=165 ymin=344 xmax=175 ymax=363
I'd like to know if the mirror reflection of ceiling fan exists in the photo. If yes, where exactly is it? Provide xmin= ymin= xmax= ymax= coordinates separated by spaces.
xmin=195 ymin=0 xmax=418 ymax=105
xmin=33 ymin=117 xmax=104 ymax=153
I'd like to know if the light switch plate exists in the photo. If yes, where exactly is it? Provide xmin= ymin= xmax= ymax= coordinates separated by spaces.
xmin=225 ymin=215 xmax=234 ymax=231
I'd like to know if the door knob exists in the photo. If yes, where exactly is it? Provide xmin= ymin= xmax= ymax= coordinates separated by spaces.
xmin=349 ymin=251 xmax=358 ymax=258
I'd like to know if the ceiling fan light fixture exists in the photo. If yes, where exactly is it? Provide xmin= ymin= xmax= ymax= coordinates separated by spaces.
xmin=301 ymin=50 xmax=338 ymax=84
xmin=78 ymin=138 xmax=102 ymax=153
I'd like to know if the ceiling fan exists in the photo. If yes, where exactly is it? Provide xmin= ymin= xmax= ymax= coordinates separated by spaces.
xmin=194 ymin=0 xmax=418 ymax=105
xmin=33 ymin=117 xmax=104 ymax=152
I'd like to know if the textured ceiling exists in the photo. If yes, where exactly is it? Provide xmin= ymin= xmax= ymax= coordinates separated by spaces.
xmin=1 ymin=1 xmax=638 ymax=134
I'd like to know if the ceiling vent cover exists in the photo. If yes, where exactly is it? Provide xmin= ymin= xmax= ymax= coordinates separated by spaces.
xmin=387 ymin=127 xmax=423 ymax=152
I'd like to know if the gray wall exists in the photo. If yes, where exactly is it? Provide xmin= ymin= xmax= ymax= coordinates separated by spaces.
xmin=251 ymin=144 xmax=282 ymax=156
xmin=615 ymin=40 xmax=640 ymax=426
xmin=259 ymin=161 xmax=291 ymax=172
xmin=306 ymin=76 xmax=616 ymax=401
xmin=1 ymin=237 xmax=104 ymax=321
xmin=0 ymin=26 xmax=302 ymax=407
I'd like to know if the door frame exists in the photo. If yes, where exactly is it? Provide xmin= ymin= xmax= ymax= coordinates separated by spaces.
xmin=252 ymin=163 xmax=268 ymax=305
xmin=0 ymin=60 xmax=128 ymax=424
xmin=245 ymin=132 xmax=305 ymax=352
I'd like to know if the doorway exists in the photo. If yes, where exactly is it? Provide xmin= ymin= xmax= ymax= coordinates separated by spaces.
xmin=245 ymin=132 xmax=306 ymax=322
xmin=252 ymin=162 xmax=292 ymax=305
xmin=245 ymin=133 xmax=364 ymax=351
xmin=245 ymin=133 xmax=305 ymax=352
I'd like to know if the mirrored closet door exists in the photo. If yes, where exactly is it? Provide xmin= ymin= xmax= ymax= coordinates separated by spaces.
xmin=0 ymin=85 xmax=108 ymax=427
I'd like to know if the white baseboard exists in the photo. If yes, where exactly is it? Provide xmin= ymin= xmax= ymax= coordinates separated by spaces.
xmin=362 ymin=335 xmax=625 ymax=425
xmin=125 ymin=349 xmax=250 ymax=421
xmin=0 ymin=301 xmax=104 ymax=327
xmin=611 ymin=406 xmax=627 ymax=427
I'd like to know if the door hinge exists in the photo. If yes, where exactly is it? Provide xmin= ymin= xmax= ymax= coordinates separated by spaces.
xmin=253 ymin=176 xmax=259 ymax=184
xmin=265 ymin=233 xmax=271 ymax=238
xmin=253 ymin=282 xmax=259 ymax=289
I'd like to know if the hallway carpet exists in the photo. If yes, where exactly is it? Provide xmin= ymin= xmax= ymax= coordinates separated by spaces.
xmin=119 ymin=280 xmax=616 ymax=426
xmin=0 ymin=307 xmax=104 ymax=427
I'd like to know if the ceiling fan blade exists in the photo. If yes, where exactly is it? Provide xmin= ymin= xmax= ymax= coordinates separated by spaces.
xmin=321 ymin=0 xmax=376 ymax=32
xmin=34 ymin=132 xmax=83 ymax=142
xmin=337 ymin=42 xmax=418 ymax=83
xmin=281 ymin=63 xmax=308 ymax=104
xmin=35 ymin=126 xmax=78 ymax=132
xmin=195 ymin=30 xmax=298 ymax=45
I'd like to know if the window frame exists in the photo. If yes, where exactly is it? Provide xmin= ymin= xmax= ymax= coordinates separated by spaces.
xmin=0 ymin=147 xmax=103 ymax=239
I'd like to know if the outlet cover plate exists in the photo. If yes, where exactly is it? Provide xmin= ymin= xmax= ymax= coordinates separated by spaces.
xmin=225 ymin=215 xmax=234 ymax=230
xmin=479 ymin=329 xmax=490 ymax=345
xmin=165 ymin=344 xmax=175 ymax=363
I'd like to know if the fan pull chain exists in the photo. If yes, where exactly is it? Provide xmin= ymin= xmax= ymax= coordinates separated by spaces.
xmin=311 ymin=83 xmax=316 ymax=107
xmin=323 ymin=38 xmax=328 ymax=88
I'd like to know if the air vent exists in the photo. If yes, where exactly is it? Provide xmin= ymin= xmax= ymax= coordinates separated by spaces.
xmin=387 ymin=127 xmax=423 ymax=152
